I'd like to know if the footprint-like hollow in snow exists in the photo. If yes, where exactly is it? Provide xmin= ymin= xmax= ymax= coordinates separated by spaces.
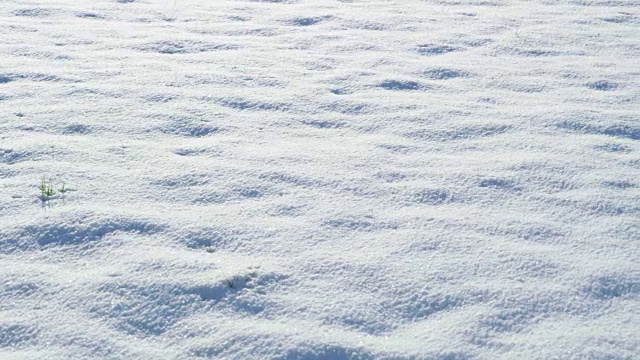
xmin=323 ymin=216 xmax=397 ymax=232
xmin=236 ymin=187 xmax=264 ymax=199
xmin=329 ymin=88 xmax=351 ymax=95
xmin=76 ymin=12 xmax=105 ymax=19
xmin=601 ymin=14 xmax=637 ymax=24
xmin=587 ymin=80 xmax=617 ymax=91
xmin=579 ymin=273 xmax=639 ymax=300
xmin=595 ymin=143 xmax=631 ymax=153
xmin=602 ymin=180 xmax=635 ymax=189
xmin=0 ymin=73 xmax=72 ymax=83
xmin=302 ymin=120 xmax=343 ymax=129
xmin=556 ymin=120 xmax=639 ymax=140
xmin=408 ymin=124 xmax=511 ymax=142
xmin=479 ymin=178 xmax=521 ymax=191
xmin=412 ymin=189 xmax=455 ymax=205
xmin=12 ymin=8 xmax=51 ymax=17
xmin=137 ymin=40 xmax=239 ymax=54
xmin=416 ymin=44 xmax=463 ymax=56
xmin=0 ymin=149 xmax=35 ymax=166
xmin=513 ymin=49 xmax=561 ymax=57
xmin=517 ymin=225 xmax=564 ymax=243
xmin=422 ymin=68 xmax=470 ymax=80
xmin=287 ymin=16 xmax=332 ymax=26
xmin=182 ymin=232 xmax=225 ymax=250
xmin=61 ymin=123 xmax=92 ymax=135
xmin=12 ymin=213 xmax=165 ymax=249
xmin=377 ymin=80 xmax=423 ymax=91
xmin=153 ymin=173 xmax=211 ymax=188
xmin=218 ymin=97 xmax=290 ymax=112
xmin=0 ymin=324 xmax=39 ymax=347
xmin=284 ymin=344 xmax=377 ymax=360
xmin=172 ymin=147 xmax=219 ymax=157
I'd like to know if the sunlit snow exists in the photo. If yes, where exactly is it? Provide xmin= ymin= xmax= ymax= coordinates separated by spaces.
xmin=0 ymin=0 xmax=638 ymax=358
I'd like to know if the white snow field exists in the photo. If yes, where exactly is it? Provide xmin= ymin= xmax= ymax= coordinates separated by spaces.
xmin=0 ymin=0 xmax=638 ymax=358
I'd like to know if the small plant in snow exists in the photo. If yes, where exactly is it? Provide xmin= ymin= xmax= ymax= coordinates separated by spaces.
xmin=224 ymin=268 xmax=260 ymax=289
xmin=40 ymin=178 xmax=56 ymax=200
xmin=225 ymin=275 xmax=240 ymax=289
xmin=39 ymin=178 xmax=73 ymax=202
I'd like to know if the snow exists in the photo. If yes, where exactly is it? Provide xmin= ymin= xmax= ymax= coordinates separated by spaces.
xmin=0 ymin=0 xmax=638 ymax=358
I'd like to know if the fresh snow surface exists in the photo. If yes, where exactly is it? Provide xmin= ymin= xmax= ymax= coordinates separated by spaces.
xmin=0 ymin=0 xmax=639 ymax=358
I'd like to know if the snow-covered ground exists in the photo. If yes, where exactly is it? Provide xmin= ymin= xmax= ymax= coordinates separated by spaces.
xmin=1 ymin=0 xmax=638 ymax=358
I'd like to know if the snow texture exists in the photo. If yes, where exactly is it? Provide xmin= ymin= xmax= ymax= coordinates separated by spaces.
xmin=0 ymin=0 xmax=638 ymax=359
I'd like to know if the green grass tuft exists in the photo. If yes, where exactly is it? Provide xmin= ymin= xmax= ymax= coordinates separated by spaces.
xmin=40 ymin=178 xmax=56 ymax=199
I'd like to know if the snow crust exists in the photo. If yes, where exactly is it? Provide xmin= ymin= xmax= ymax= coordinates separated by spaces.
xmin=0 ymin=0 xmax=638 ymax=358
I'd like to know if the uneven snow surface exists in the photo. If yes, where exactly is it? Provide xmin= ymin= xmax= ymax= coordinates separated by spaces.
xmin=1 ymin=0 xmax=639 ymax=358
